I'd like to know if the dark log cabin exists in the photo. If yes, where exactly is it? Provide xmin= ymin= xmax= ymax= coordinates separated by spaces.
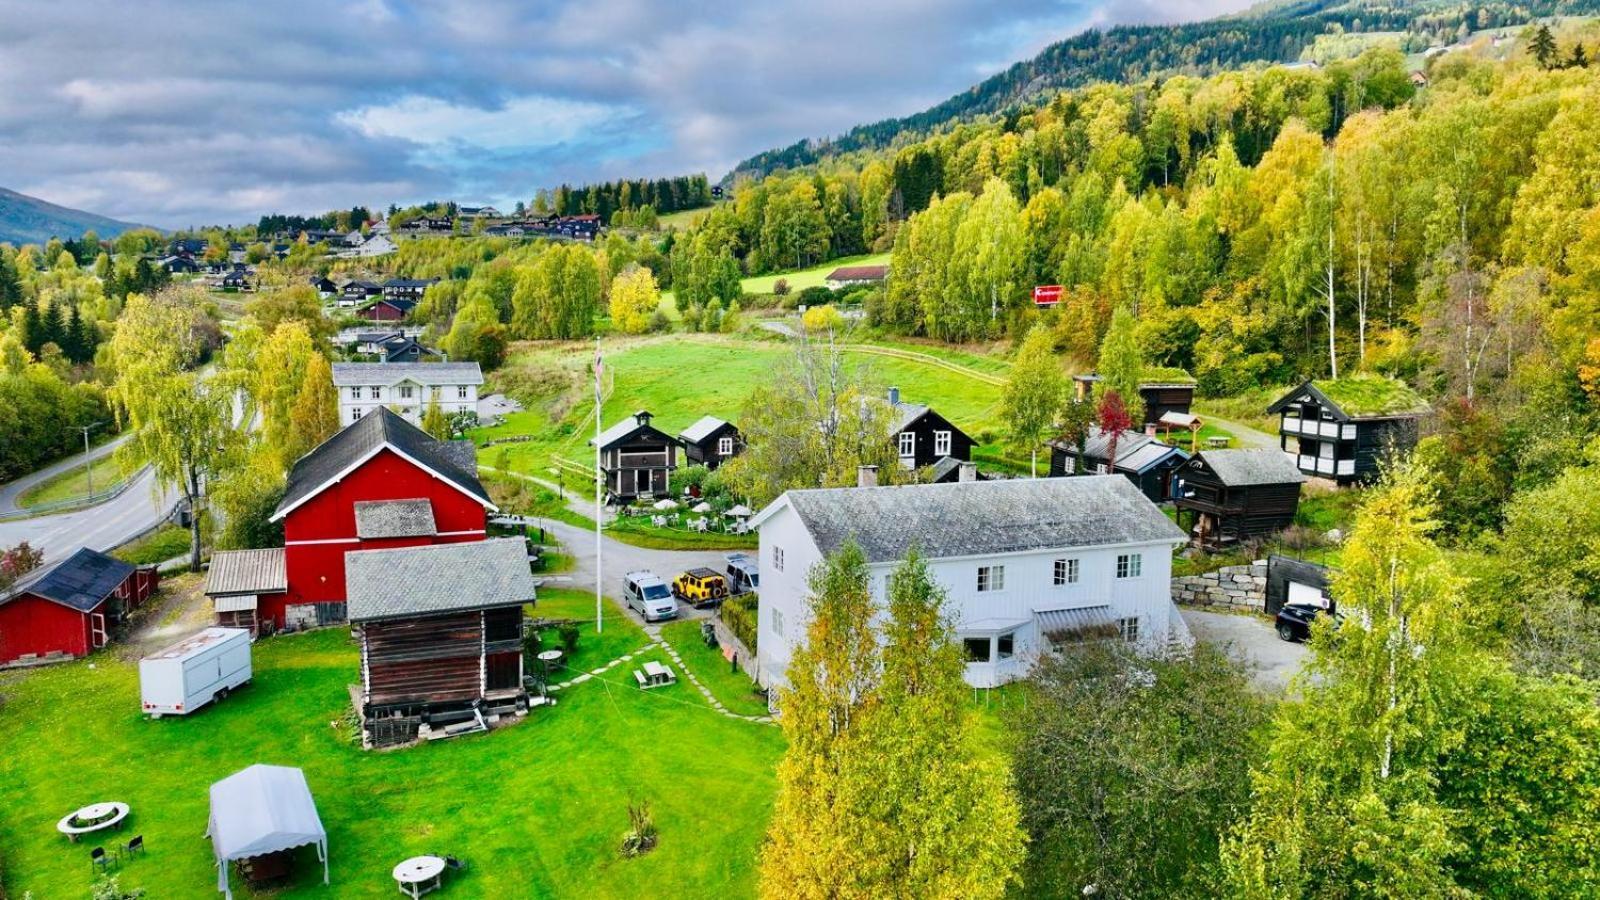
xmin=1072 ymin=368 xmax=1197 ymax=429
xmin=1174 ymin=449 xmax=1306 ymax=549
xmin=1266 ymin=377 xmax=1430 ymax=485
xmin=888 ymin=387 xmax=975 ymax=470
xmin=1049 ymin=426 xmax=1188 ymax=503
xmin=345 ymin=538 xmax=535 ymax=749
xmin=678 ymin=416 xmax=742 ymax=471
xmin=592 ymin=410 xmax=681 ymax=502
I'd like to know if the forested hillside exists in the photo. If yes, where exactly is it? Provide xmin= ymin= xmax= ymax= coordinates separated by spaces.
xmin=733 ymin=0 xmax=1600 ymax=177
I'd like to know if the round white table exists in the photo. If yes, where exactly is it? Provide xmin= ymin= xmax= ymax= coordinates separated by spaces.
xmin=393 ymin=855 xmax=446 ymax=898
xmin=56 ymin=802 xmax=130 ymax=842
xmin=537 ymin=649 xmax=563 ymax=670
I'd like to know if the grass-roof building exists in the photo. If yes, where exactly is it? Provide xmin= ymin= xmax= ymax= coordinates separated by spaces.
xmin=1267 ymin=376 xmax=1430 ymax=484
xmin=1073 ymin=367 xmax=1197 ymax=428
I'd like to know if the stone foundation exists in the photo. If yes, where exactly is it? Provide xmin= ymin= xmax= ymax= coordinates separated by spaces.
xmin=1171 ymin=561 xmax=1268 ymax=611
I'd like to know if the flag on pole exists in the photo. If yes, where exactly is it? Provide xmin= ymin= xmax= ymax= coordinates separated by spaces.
xmin=594 ymin=337 xmax=604 ymax=634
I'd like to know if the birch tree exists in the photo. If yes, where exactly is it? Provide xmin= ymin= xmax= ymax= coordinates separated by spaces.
xmin=1001 ymin=324 xmax=1066 ymax=476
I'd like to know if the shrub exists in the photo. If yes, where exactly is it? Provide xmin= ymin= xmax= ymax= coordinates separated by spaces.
xmin=620 ymin=799 xmax=658 ymax=857
xmin=558 ymin=623 xmax=581 ymax=655
xmin=719 ymin=594 xmax=759 ymax=651
xmin=773 ymin=278 xmax=790 ymax=296
xmin=796 ymin=285 xmax=834 ymax=309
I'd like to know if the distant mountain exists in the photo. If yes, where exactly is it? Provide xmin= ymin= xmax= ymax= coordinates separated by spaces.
xmin=0 ymin=186 xmax=154 ymax=247
xmin=731 ymin=0 xmax=1599 ymax=178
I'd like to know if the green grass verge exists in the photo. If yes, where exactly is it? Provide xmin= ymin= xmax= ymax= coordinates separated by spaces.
xmin=16 ymin=455 xmax=134 ymax=509
xmin=532 ymin=588 xmax=652 ymax=675
xmin=738 ymin=252 xmax=890 ymax=296
xmin=607 ymin=519 xmax=757 ymax=551
xmin=0 ymin=626 xmax=783 ymax=898
xmin=659 ymin=621 xmax=770 ymax=718
xmin=112 ymin=524 xmax=193 ymax=567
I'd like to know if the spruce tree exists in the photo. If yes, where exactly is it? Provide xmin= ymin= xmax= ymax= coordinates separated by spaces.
xmin=1531 ymin=25 xmax=1557 ymax=68
xmin=39 ymin=300 xmax=65 ymax=352
xmin=0 ymin=249 xmax=21 ymax=312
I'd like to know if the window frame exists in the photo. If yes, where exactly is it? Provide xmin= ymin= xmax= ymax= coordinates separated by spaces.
xmin=369 ymin=386 xmax=381 ymax=400
xmin=962 ymin=637 xmax=992 ymax=663
xmin=934 ymin=430 xmax=952 ymax=457
xmin=997 ymin=631 xmax=1015 ymax=660
xmin=771 ymin=545 xmax=784 ymax=572
xmin=1053 ymin=558 xmax=1080 ymax=586
xmin=1119 ymin=616 xmax=1140 ymax=643
xmin=976 ymin=565 xmax=1005 ymax=593
xmin=717 ymin=436 xmax=735 ymax=456
xmin=1116 ymin=553 xmax=1143 ymax=579
xmin=898 ymin=431 xmax=916 ymax=458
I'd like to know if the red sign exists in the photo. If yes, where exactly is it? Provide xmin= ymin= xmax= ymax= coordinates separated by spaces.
xmin=1033 ymin=285 xmax=1063 ymax=306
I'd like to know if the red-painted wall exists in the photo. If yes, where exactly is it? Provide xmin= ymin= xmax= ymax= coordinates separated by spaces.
xmin=361 ymin=302 xmax=403 ymax=322
xmin=0 ymin=594 xmax=95 ymax=664
xmin=282 ymin=447 xmax=488 ymax=609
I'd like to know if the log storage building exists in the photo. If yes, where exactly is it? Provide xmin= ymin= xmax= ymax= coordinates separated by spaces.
xmin=345 ymin=538 xmax=536 ymax=749
xmin=1267 ymin=376 xmax=1430 ymax=484
xmin=1073 ymin=368 xmax=1197 ymax=429
xmin=678 ymin=416 xmax=742 ymax=470
xmin=592 ymin=410 xmax=680 ymax=502
xmin=1174 ymin=449 xmax=1306 ymax=549
xmin=1048 ymin=426 xmax=1188 ymax=503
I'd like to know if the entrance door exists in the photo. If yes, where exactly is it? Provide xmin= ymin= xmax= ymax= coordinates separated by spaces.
xmin=89 ymin=612 xmax=109 ymax=649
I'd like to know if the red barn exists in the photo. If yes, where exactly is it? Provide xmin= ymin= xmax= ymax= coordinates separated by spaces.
xmin=206 ymin=408 xmax=495 ymax=632
xmin=358 ymin=297 xmax=417 ymax=322
xmin=0 ymin=548 xmax=159 ymax=667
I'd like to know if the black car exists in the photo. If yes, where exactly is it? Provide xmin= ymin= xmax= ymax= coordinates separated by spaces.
xmin=1275 ymin=602 xmax=1337 ymax=643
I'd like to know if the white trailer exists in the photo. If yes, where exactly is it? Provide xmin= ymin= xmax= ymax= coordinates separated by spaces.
xmin=139 ymin=627 xmax=252 ymax=718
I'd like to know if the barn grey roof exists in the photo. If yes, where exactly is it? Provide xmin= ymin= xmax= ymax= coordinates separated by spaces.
xmin=331 ymin=362 xmax=482 ymax=387
xmin=1062 ymin=426 xmax=1188 ymax=474
xmin=770 ymin=476 xmax=1185 ymax=563
xmin=272 ymin=407 xmax=490 ymax=520
xmin=344 ymin=538 xmax=536 ymax=622
xmin=1197 ymin=449 xmax=1307 ymax=487
xmin=591 ymin=410 xmax=678 ymax=450
xmin=354 ymin=499 xmax=438 ymax=539
xmin=890 ymin=401 xmax=930 ymax=434
xmin=2 ymin=548 xmax=134 ymax=612
xmin=204 ymin=548 xmax=288 ymax=596
xmin=679 ymin=415 xmax=731 ymax=445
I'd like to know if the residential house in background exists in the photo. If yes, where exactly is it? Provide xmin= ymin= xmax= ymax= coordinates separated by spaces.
xmin=339 ymin=280 xmax=382 ymax=306
xmin=458 ymin=205 xmax=501 ymax=218
xmin=592 ymin=410 xmax=680 ymax=502
xmin=0 ymin=549 xmax=159 ymax=667
xmin=331 ymin=361 xmax=483 ymax=425
xmin=1174 ymin=449 xmax=1306 ymax=550
xmin=752 ymin=476 xmax=1189 ymax=690
xmin=1049 ymin=426 xmax=1188 ymax=503
xmin=203 ymin=408 xmax=495 ymax=633
xmin=310 ymin=276 xmax=338 ymax=298
xmin=346 ymin=538 xmax=534 ymax=748
xmin=887 ymin=387 xmax=975 ymax=470
xmin=382 ymin=337 xmax=445 ymax=364
xmin=158 ymin=255 xmax=199 ymax=274
xmin=823 ymin=264 xmax=888 ymax=289
xmin=678 ymin=416 xmax=742 ymax=471
xmin=381 ymin=278 xmax=437 ymax=302
xmin=1072 ymin=368 xmax=1197 ymax=429
xmin=358 ymin=296 xmax=418 ymax=322
xmin=1267 ymin=376 xmax=1430 ymax=484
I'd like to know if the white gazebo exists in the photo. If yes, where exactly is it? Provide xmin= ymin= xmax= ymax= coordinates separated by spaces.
xmin=207 ymin=764 xmax=329 ymax=899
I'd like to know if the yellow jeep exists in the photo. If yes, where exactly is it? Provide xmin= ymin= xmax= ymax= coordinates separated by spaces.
xmin=672 ymin=568 xmax=729 ymax=607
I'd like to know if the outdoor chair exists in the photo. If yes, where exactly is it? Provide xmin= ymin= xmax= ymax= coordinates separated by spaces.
xmin=123 ymin=835 xmax=144 ymax=858
xmin=90 ymin=846 xmax=111 ymax=873
xmin=445 ymin=855 xmax=468 ymax=871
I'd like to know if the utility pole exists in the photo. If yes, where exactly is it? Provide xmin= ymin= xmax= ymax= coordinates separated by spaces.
xmin=73 ymin=421 xmax=105 ymax=496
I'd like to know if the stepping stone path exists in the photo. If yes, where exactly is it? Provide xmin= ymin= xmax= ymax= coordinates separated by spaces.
xmin=541 ymin=631 xmax=776 ymax=726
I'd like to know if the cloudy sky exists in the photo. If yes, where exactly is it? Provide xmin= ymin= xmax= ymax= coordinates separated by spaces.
xmin=0 ymin=0 xmax=1249 ymax=228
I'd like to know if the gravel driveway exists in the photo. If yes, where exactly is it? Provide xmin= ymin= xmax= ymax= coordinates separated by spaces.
xmin=537 ymin=519 xmax=743 ymax=625
xmin=1181 ymin=607 xmax=1309 ymax=693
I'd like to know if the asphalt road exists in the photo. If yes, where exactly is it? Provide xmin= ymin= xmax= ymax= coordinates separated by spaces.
xmin=0 ymin=467 xmax=179 ymax=565
xmin=1181 ymin=607 xmax=1309 ymax=692
xmin=537 ymin=518 xmax=742 ymax=624
xmin=0 ymin=432 xmax=134 ymax=514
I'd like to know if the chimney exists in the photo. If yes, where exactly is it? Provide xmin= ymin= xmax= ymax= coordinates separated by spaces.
xmin=1145 ymin=423 xmax=1158 ymax=437
xmin=887 ymin=386 xmax=900 ymax=406
xmin=857 ymin=465 xmax=879 ymax=488
xmin=958 ymin=461 xmax=978 ymax=483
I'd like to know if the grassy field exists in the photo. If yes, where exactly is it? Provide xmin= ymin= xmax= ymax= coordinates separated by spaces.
xmin=112 ymin=523 xmax=194 ymax=566
xmin=738 ymin=252 xmax=890 ymax=296
xmin=660 ymin=621 xmax=770 ymax=718
xmin=0 ymin=605 xmax=783 ymax=898
xmin=654 ymin=207 xmax=713 ymax=231
xmin=16 ymin=456 xmax=133 ymax=510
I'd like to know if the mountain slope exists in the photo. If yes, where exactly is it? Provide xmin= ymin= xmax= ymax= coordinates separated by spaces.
xmin=0 ymin=186 xmax=153 ymax=246
xmin=732 ymin=0 xmax=1597 ymax=178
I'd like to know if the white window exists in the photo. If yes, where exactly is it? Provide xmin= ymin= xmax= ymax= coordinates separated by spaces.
xmin=348 ymin=387 xmax=361 ymax=400
xmin=934 ymin=430 xmax=952 ymax=456
xmin=369 ymin=386 xmax=381 ymax=400
xmin=399 ymin=385 xmax=413 ymax=400
xmin=997 ymin=631 xmax=1015 ymax=659
xmin=1053 ymin=558 xmax=1079 ymax=586
xmin=772 ymin=607 xmax=785 ymax=637
xmin=977 ymin=565 xmax=1005 ymax=593
xmin=898 ymin=431 xmax=915 ymax=457
xmin=457 ymin=385 xmax=469 ymax=399
xmin=772 ymin=545 xmax=784 ymax=572
xmin=350 ymin=408 xmax=361 ymax=422
xmin=1117 ymin=553 xmax=1142 ymax=579
xmin=1119 ymin=616 xmax=1140 ymax=643
xmin=1095 ymin=463 xmax=1109 ymax=475
xmin=718 ymin=436 xmax=734 ymax=456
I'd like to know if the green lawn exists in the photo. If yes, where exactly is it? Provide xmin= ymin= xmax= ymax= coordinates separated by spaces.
xmin=112 ymin=523 xmax=194 ymax=567
xmin=654 ymin=207 xmax=714 ymax=231
xmin=659 ymin=622 xmax=770 ymax=718
xmin=0 ymin=622 xmax=783 ymax=898
xmin=739 ymin=252 xmax=890 ymax=296
xmin=531 ymin=588 xmax=651 ymax=676
xmin=16 ymin=455 xmax=136 ymax=509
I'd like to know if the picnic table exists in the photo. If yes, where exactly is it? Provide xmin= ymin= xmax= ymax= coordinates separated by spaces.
xmin=644 ymin=661 xmax=675 ymax=686
xmin=537 ymin=649 xmax=564 ymax=673
xmin=393 ymin=855 xmax=446 ymax=898
xmin=1206 ymin=435 xmax=1230 ymax=449
xmin=56 ymin=802 xmax=130 ymax=842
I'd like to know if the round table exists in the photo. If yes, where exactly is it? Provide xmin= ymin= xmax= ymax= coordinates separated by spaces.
xmin=538 ymin=649 xmax=564 ymax=673
xmin=56 ymin=802 xmax=130 ymax=842
xmin=393 ymin=855 xmax=446 ymax=898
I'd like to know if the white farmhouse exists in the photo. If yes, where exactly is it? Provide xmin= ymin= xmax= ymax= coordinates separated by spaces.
xmin=331 ymin=362 xmax=483 ymax=427
xmin=751 ymin=474 xmax=1189 ymax=689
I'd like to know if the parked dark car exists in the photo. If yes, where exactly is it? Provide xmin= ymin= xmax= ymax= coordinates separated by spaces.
xmin=1275 ymin=602 xmax=1337 ymax=643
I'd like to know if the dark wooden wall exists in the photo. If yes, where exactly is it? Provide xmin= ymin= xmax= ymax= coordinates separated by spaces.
xmin=364 ymin=611 xmax=482 ymax=705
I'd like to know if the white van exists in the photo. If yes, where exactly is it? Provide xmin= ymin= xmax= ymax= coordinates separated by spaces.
xmin=724 ymin=553 xmax=760 ymax=596
xmin=139 ymin=627 xmax=252 ymax=718
xmin=622 ymin=571 xmax=678 ymax=622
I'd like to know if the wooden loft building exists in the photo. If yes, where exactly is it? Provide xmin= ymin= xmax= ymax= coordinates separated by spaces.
xmin=887 ymin=387 xmax=975 ymax=470
xmin=345 ymin=538 xmax=536 ymax=749
xmin=591 ymin=410 xmax=680 ymax=503
xmin=1266 ymin=376 xmax=1430 ymax=484
xmin=1174 ymin=449 xmax=1306 ymax=549
xmin=1048 ymin=426 xmax=1188 ymax=503
xmin=1072 ymin=368 xmax=1197 ymax=429
xmin=678 ymin=416 xmax=742 ymax=471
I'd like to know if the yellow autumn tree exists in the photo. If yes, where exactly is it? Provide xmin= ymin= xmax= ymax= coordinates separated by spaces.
xmin=608 ymin=264 xmax=659 ymax=334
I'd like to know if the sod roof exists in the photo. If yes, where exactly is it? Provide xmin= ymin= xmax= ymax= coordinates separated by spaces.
xmin=1311 ymin=376 xmax=1430 ymax=418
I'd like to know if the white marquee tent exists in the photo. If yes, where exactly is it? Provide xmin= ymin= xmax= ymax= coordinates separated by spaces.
xmin=207 ymin=764 xmax=329 ymax=898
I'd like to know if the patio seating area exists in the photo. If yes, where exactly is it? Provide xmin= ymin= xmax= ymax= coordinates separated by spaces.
xmin=633 ymin=660 xmax=677 ymax=689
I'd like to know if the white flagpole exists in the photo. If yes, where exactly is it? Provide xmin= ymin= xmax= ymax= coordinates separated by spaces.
xmin=595 ymin=337 xmax=603 ymax=635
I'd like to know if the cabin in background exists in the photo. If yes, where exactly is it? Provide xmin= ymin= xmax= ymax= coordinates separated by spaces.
xmin=1267 ymin=376 xmax=1430 ymax=484
xmin=1073 ymin=368 xmax=1197 ymax=429
xmin=679 ymin=416 xmax=742 ymax=471
xmin=593 ymin=410 xmax=680 ymax=502
xmin=1174 ymin=449 xmax=1306 ymax=549
xmin=1049 ymin=426 xmax=1188 ymax=503
xmin=888 ymin=388 xmax=975 ymax=469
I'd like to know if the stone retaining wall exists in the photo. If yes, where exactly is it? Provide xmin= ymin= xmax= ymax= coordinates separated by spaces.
xmin=1171 ymin=561 xmax=1267 ymax=611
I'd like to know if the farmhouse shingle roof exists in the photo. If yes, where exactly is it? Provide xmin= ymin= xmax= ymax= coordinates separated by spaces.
xmin=354 ymin=499 xmax=438 ymax=539
xmin=1197 ymin=449 xmax=1307 ymax=487
xmin=678 ymin=415 xmax=730 ymax=445
xmin=2 ymin=548 xmax=134 ymax=611
xmin=825 ymin=265 xmax=888 ymax=282
xmin=204 ymin=548 xmax=288 ymax=596
xmin=1059 ymin=426 xmax=1187 ymax=474
xmin=344 ymin=538 xmax=536 ymax=622
xmin=330 ymin=362 xmax=483 ymax=387
xmin=770 ymin=476 xmax=1185 ymax=563
xmin=272 ymin=407 xmax=490 ymax=520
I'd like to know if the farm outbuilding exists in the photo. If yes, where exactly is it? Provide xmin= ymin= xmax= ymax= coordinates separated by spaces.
xmin=1174 ymin=449 xmax=1306 ymax=549
xmin=0 ymin=548 xmax=158 ymax=667
xmin=678 ymin=416 xmax=742 ymax=470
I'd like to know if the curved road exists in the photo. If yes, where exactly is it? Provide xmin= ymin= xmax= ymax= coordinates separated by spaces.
xmin=0 ymin=433 xmax=134 ymax=515
xmin=0 ymin=467 xmax=179 ymax=565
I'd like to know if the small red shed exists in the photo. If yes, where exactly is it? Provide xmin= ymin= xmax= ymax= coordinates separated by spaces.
xmin=0 ymin=548 xmax=158 ymax=666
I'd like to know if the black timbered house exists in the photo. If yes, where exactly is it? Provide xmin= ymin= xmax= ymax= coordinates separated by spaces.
xmin=678 ymin=416 xmax=742 ymax=470
xmin=591 ymin=410 xmax=680 ymax=502
xmin=1174 ymin=449 xmax=1306 ymax=549
xmin=888 ymin=388 xmax=975 ymax=470
xmin=1048 ymin=426 xmax=1188 ymax=503
xmin=1266 ymin=377 xmax=1430 ymax=485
